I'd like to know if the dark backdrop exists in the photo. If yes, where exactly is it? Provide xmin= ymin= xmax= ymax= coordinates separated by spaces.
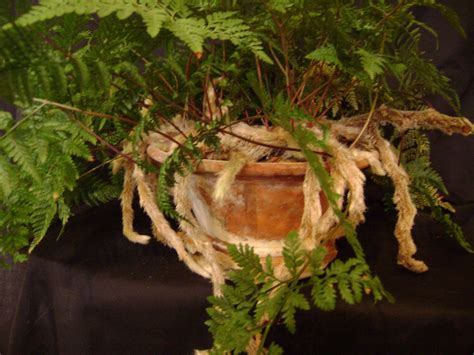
xmin=1 ymin=1 xmax=473 ymax=354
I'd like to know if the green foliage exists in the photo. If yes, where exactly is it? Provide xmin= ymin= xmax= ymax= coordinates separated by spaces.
xmin=431 ymin=206 xmax=473 ymax=253
xmin=305 ymin=44 xmax=342 ymax=68
xmin=399 ymin=130 xmax=473 ymax=253
xmin=4 ymin=0 xmax=270 ymax=61
xmin=69 ymin=171 xmax=122 ymax=208
xmin=157 ymin=134 xmax=211 ymax=221
xmin=407 ymin=0 xmax=465 ymax=38
xmin=207 ymin=232 xmax=392 ymax=353
xmin=0 ymin=1 xmax=469 ymax=352
xmin=271 ymin=96 xmax=336 ymax=204
xmin=0 ymin=107 xmax=98 ymax=260
xmin=282 ymin=231 xmax=305 ymax=277
xmin=356 ymin=49 xmax=387 ymax=81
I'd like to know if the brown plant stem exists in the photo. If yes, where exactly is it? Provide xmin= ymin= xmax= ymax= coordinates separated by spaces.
xmin=33 ymin=98 xmax=136 ymax=125
xmin=69 ymin=113 xmax=135 ymax=164
xmin=349 ymin=93 xmax=378 ymax=149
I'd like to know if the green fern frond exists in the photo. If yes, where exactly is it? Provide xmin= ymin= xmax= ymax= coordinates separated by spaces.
xmin=5 ymin=0 xmax=269 ymax=61
xmin=399 ymin=130 xmax=471 ymax=252
xmin=71 ymin=55 xmax=90 ymax=92
xmin=157 ymin=136 xmax=204 ymax=220
xmin=207 ymin=233 xmax=389 ymax=352
xmin=281 ymin=289 xmax=310 ymax=333
xmin=70 ymin=172 xmax=121 ymax=207
xmin=0 ymin=154 xmax=15 ymax=198
xmin=0 ymin=105 xmax=99 ymax=258
xmin=228 ymin=243 xmax=263 ymax=275
xmin=306 ymin=44 xmax=342 ymax=68
xmin=0 ymin=131 xmax=41 ymax=181
xmin=431 ymin=207 xmax=473 ymax=253
xmin=168 ymin=17 xmax=206 ymax=54
xmin=28 ymin=198 xmax=57 ymax=253
xmin=356 ymin=49 xmax=387 ymax=80
xmin=409 ymin=0 xmax=465 ymax=37
xmin=282 ymin=231 xmax=305 ymax=277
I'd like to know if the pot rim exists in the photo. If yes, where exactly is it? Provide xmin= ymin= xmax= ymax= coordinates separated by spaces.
xmin=147 ymin=145 xmax=369 ymax=178
xmin=147 ymin=145 xmax=309 ymax=177
xmin=195 ymin=159 xmax=308 ymax=177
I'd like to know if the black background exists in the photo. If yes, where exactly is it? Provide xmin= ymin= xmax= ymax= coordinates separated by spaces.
xmin=1 ymin=1 xmax=473 ymax=354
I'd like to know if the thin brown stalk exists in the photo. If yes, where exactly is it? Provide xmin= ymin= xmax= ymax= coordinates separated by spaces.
xmin=69 ymin=113 xmax=135 ymax=164
xmin=311 ymin=76 xmax=334 ymax=117
xmin=152 ymin=129 xmax=185 ymax=148
xmin=318 ymin=82 xmax=357 ymax=119
xmin=33 ymin=98 xmax=136 ymax=125
xmin=114 ymin=72 xmax=186 ymax=114
xmin=268 ymin=44 xmax=289 ymax=85
xmin=375 ymin=1 xmax=405 ymax=29
xmin=78 ymin=157 xmax=119 ymax=179
xmin=298 ymin=81 xmax=327 ymax=106
xmin=203 ymin=78 xmax=214 ymax=122
xmin=220 ymin=114 xmax=266 ymax=129
xmin=156 ymin=72 xmax=175 ymax=93
xmin=255 ymin=56 xmax=264 ymax=89
xmin=40 ymin=34 xmax=71 ymax=58
xmin=114 ymin=71 xmax=202 ymax=135
xmin=152 ymin=111 xmax=188 ymax=140
xmin=291 ymin=64 xmax=316 ymax=105
xmin=349 ymin=93 xmax=379 ymax=149
xmin=187 ymin=101 xmax=207 ymax=122
xmin=185 ymin=53 xmax=194 ymax=81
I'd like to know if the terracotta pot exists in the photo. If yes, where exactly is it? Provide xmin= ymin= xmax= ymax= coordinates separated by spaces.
xmin=190 ymin=159 xmax=338 ymax=269
xmin=147 ymin=143 xmax=338 ymax=275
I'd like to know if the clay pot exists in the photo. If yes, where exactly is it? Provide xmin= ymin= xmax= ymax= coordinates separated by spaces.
xmin=191 ymin=159 xmax=338 ymax=269
xmin=147 ymin=144 xmax=338 ymax=276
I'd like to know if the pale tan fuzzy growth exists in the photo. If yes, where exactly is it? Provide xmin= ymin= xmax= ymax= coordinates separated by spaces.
xmin=219 ymin=123 xmax=274 ymax=160
xmin=245 ymin=334 xmax=262 ymax=355
xmin=220 ymin=123 xmax=296 ymax=161
xmin=113 ymin=140 xmax=134 ymax=175
xmin=133 ymin=165 xmax=211 ymax=279
xmin=330 ymin=139 xmax=367 ymax=225
xmin=202 ymin=242 xmax=226 ymax=296
xmin=373 ymin=128 xmax=428 ymax=273
xmin=147 ymin=173 xmax=170 ymax=247
xmin=298 ymin=167 xmax=323 ymax=250
xmin=340 ymin=106 xmax=473 ymax=136
xmin=213 ymin=151 xmax=249 ymax=202
xmin=375 ymin=106 xmax=473 ymax=135
xmin=328 ymin=122 xmax=362 ymax=141
xmin=182 ymin=175 xmax=286 ymax=257
xmin=120 ymin=164 xmax=151 ymax=245
xmin=151 ymin=223 xmax=169 ymax=247
xmin=203 ymin=77 xmax=229 ymax=121
xmin=174 ymin=175 xmax=213 ymax=256
xmin=314 ymin=169 xmax=347 ymax=240
xmin=351 ymin=149 xmax=386 ymax=176
xmin=174 ymin=172 xmax=237 ymax=284
xmin=174 ymin=175 xmax=208 ymax=244
xmin=174 ymin=175 xmax=229 ymax=293
xmin=111 ymin=156 xmax=124 ymax=175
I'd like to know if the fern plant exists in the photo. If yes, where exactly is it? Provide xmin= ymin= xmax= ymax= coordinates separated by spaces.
xmin=0 ymin=0 xmax=472 ymax=353
xmin=207 ymin=232 xmax=392 ymax=354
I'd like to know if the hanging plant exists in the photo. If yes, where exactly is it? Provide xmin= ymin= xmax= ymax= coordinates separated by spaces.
xmin=0 ymin=0 xmax=472 ymax=353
